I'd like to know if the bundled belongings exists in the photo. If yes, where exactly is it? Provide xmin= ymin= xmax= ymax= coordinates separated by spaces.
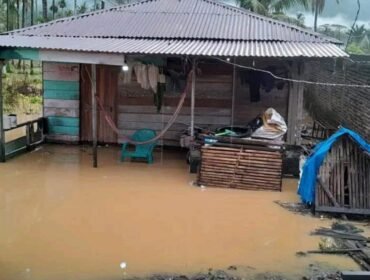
xmin=251 ymin=108 xmax=287 ymax=140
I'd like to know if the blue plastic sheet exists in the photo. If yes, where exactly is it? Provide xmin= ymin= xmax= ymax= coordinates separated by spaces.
xmin=298 ymin=127 xmax=370 ymax=204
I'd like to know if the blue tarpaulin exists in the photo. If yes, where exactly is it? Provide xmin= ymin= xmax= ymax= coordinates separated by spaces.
xmin=298 ymin=127 xmax=370 ymax=204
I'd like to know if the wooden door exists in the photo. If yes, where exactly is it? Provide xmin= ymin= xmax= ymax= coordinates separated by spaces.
xmin=80 ymin=64 xmax=119 ymax=143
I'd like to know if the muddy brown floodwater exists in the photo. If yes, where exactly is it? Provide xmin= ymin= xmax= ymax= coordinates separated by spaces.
xmin=0 ymin=145 xmax=360 ymax=280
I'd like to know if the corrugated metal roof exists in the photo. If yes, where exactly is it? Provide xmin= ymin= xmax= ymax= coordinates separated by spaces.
xmin=0 ymin=0 xmax=347 ymax=58
xmin=9 ymin=0 xmax=336 ymax=43
xmin=0 ymin=36 xmax=348 ymax=57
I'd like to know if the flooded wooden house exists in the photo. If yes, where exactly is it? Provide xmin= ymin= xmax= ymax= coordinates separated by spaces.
xmin=0 ymin=0 xmax=348 ymax=189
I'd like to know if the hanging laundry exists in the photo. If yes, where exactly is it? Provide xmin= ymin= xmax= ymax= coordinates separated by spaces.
xmin=133 ymin=63 xmax=143 ymax=85
xmin=153 ymin=68 xmax=167 ymax=113
xmin=148 ymin=65 xmax=159 ymax=93
xmin=134 ymin=63 xmax=150 ymax=90
xmin=248 ymin=71 xmax=261 ymax=102
xmin=159 ymin=73 xmax=166 ymax=84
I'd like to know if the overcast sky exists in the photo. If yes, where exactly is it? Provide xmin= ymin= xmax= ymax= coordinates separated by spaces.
xmin=38 ymin=0 xmax=370 ymax=29
xmin=225 ymin=0 xmax=370 ymax=29
xmin=289 ymin=0 xmax=370 ymax=29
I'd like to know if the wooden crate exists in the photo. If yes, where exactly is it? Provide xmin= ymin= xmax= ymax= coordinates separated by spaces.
xmin=197 ymin=145 xmax=283 ymax=191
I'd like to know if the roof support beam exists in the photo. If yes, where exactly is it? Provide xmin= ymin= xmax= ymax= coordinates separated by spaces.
xmin=231 ymin=58 xmax=236 ymax=126
xmin=39 ymin=50 xmax=125 ymax=65
xmin=287 ymin=60 xmax=305 ymax=145
xmin=0 ymin=47 xmax=126 ymax=66
xmin=190 ymin=59 xmax=196 ymax=138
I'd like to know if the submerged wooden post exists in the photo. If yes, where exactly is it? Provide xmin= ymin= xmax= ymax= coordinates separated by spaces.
xmin=0 ymin=60 xmax=5 ymax=162
xmin=190 ymin=59 xmax=196 ymax=138
xmin=91 ymin=64 xmax=98 ymax=168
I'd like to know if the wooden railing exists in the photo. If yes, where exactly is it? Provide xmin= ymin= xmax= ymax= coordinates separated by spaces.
xmin=3 ymin=118 xmax=44 ymax=160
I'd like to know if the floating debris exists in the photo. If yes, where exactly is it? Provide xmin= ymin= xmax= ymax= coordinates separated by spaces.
xmin=304 ymin=223 xmax=370 ymax=271
xmin=120 ymin=262 xmax=127 ymax=269
xmin=274 ymin=200 xmax=312 ymax=216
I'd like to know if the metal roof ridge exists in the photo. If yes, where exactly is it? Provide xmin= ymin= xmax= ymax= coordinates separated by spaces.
xmin=0 ymin=34 xmax=340 ymax=44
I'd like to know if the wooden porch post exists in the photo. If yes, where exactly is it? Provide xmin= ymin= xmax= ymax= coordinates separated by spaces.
xmin=231 ymin=58 xmax=236 ymax=126
xmin=91 ymin=64 xmax=98 ymax=168
xmin=0 ymin=60 xmax=5 ymax=162
xmin=287 ymin=60 xmax=305 ymax=145
xmin=190 ymin=59 xmax=196 ymax=138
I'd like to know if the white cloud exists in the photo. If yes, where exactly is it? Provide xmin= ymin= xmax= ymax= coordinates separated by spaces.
xmin=289 ymin=12 xmax=370 ymax=29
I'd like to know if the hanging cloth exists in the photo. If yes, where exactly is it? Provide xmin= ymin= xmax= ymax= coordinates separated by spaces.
xmin=133 ymin=63 xmax=150 ymax=90
xmin=141 ymin=64 xmax=150 ymax=90
xmin=133 ymin=63 xmax=143 ymax=85
xmin=148 ymin=64 xmax=159 ymax=93
xmin=153 ymin=68 xmax=166 ymax=112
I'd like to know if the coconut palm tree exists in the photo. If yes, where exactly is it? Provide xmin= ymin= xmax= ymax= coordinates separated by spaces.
xmin=58 ymin=0 xmax=66 ymax=16
xmin=237 ymin=0 xmax=309 ymax=16
xmin=42 ymin=0 xmax=47 ymax=21
xmin=349 ymin=24 xmax=366 ymax=44
xmin=50 ymin=1 xmax=58 ymax=19
xmin=4 ymin=0 xmax=19 ymax=30
xmin=237 ymin=0 xmax=309 ymax=27
xmin=311 ymin=0 xmax=339 ymax=32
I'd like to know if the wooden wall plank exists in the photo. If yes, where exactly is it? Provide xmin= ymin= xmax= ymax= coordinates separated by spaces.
xmin=43 ymin=63 xmax=80 ymax=81
xmin=44 ymin=90 xmax=79 ymax=100
xmin=44 ymin=99 xmax=79 ymax=109
xmin=47 ymin=116 xmax=80 ymax=127
xmin=118 ymin=113 xmax=230 ymax=125
xmin=118 ymin=121 xmax=187 ymax=131
xmin=44 ymin=80 xmax=79 ymax=91
xmin=43 ymin=62 xmax=81 ymax=143
xmin=119 ymin=96 xmax=232 ymax=108
xmin=48 ymin=125 xmax=79 ymax=136
xmin=44 ymin=107 xmax=80 ymax=118
xmin=46 ymin=134 xmax=79 ymax=143
xmin=118 ymin=105 xmax=231 ymax=116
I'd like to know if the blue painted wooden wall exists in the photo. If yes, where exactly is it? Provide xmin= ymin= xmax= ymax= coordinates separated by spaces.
xmin=43 ymin=62 xmax=80 ymax=143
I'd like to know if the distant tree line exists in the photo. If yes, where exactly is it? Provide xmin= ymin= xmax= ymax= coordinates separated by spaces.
xmin=0 ymin=0 xmax=109 ymax=32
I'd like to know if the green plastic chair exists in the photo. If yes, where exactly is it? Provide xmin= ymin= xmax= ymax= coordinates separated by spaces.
xmin=121 ymin=129 xmax=157 ymax=164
